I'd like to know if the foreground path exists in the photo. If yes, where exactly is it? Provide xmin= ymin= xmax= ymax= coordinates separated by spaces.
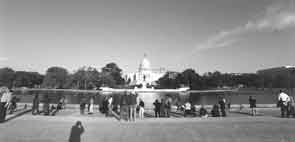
xmin=0 ymin=113 xmax=295 ymax=142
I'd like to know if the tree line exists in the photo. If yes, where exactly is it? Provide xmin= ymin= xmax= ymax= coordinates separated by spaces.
xmin=1 ymin=65 xmax=294 ymax=90
xmin=0 ymin=62 xmax=125 ymax=89
xmin=156 ymin=69 xmax=295 ymax=90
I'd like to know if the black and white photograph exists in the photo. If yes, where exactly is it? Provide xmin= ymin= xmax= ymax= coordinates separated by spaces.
xmin=0 ymin=0 xmax=295 ymax=142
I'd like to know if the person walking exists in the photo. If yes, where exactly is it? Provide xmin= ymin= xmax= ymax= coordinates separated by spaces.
xmin=69 ymin=121 xmax=84 ymax=142
xmin=0 ymin=87 xmax=12 ymax=122
xmin=32 ymin=94 xmax=40 ymax=115
xmin=249 ymin=96 xmax=257 ymax=116
xmin=139 ymin=98 xmax=145 ymax=119
xmin=278 ymin=90 xmax=290 ymax=118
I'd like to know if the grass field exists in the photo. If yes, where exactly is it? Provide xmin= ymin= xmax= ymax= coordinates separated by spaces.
xmin=0 ymin=109 xmax=295 ymax=142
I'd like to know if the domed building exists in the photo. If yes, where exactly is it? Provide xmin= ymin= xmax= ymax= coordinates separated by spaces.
xmin=125 ymin=54 xmax=166 ymax=87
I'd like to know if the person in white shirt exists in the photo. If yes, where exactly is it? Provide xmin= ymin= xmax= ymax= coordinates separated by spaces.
xmin=278 ymin=90 xmax=290 ymax=118
xmin=0 ymin=87 xmax=12 ymax=122
xmin=108 ymin=96 xmax=113 ymax=116
xmin=184 ymin=102 xmax=191 ymax=117
xmin=88 ymin=97 xmax=94 ymax=114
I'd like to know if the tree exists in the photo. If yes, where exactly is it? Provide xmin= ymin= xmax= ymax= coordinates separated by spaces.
xmin=14 ymin=71 xmax=44 ymax=88
xmin=66 ymin=66 xmax=100 ymax=89
xmin=178 ymin=69 xmax=203 ymax=90
xmin=0 ymin=67 xmax=15 ymax=88
xmin=157 ymin=72 xmax=180 ymax=89
xmin=202 ymin=71 xmax=224 ymax=88
xmin=42 ymin=67 xmax=69 ymax=89
xmin=101 ymin=63 xmax=125 ymax=87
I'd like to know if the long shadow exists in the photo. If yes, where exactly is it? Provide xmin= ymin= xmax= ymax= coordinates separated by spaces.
xmin=5 ymin=109 xmax=32 ymax=122
xmin=50 ymin=108 xmax=61 ymax=116
xmin=144 ymin=112 xmax=154 ymax=118
xmin=144 ymin=111 xmax=186 ymax=118
xmin=171 ymin=111 xmax=200 ymax=118
xmin=170 ymin=111 xmax=185 ymax=118
xmin=230 ymin=110 xmax=264 ymax=116
xmin=111 ymin=111 xmax=121 ymax=121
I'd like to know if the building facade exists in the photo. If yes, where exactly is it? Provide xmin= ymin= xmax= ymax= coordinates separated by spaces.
xmin=124 ymin=54 xmax=166 ymax=86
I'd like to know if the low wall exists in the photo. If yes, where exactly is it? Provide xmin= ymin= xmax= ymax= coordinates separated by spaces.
xmin=17 ymin=102 xmax=277 ymax=110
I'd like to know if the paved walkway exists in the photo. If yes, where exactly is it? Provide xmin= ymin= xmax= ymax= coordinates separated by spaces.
xmin=0 ymin=108 xmax=295 ymax=142
xmin=1 ymin=114 xmax=295 ymax=142
xmin=0 ymin=107 xmax=294 ymax=142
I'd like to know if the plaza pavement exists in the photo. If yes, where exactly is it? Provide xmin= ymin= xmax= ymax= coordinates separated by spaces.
xmin=0 ymin=108 xmax=295 ymax=142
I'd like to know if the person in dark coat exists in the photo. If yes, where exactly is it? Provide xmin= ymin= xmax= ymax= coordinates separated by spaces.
xmin=69 ymin=121 xmax=84 ymax=142
xmin=249 ymin=96 xmax=257 ymax=116
xmin=199 ymin=105 xmax=208 ymax=118
xmin=32 ymin=95 xmax=40 ymax=115
xmin=43 ymin=95 xmax=50 ymax=116
xmin=79 ymin=97 xmax=86 ymax=115
xmin=100 ymin=96 xmax=107 ymax=114
xmin=160 ymin=99 xmax=165 ymax=117
xmin=120 ymin=92 xmax=130 ymax=121
xmin=211 ymin=104 xmax=220 ymax=117
xmin=153 ymin=99 xmax=161 ymax=118
xmin=57 ymin=97 xmax=63 ymax=111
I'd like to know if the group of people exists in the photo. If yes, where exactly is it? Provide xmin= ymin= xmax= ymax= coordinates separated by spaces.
xmin=32 ymin=94 xmax=67 ymax=116
xmin=2 ymin=85 xmax=295 ymax=125
xmin=180 ymin=97 xmax=228 ymax=118
xmin=200 ymin=98 xmax=227 ymax=118
xmin=119 ymin=91 xmax=145 ymax=121
xmin=153 ymin=98 xmax=171 ymax=118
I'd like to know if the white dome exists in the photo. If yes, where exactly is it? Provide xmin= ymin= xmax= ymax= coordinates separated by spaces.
xmin=141 ymin=57 xmax=150 ymax=69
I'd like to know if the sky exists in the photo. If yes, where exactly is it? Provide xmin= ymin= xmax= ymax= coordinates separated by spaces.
xmin=0 ymin=0 xmax=294 ymax=74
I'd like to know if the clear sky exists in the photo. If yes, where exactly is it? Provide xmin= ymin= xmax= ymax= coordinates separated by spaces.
xmin=0 ymin=0 xmax=294 ymax=74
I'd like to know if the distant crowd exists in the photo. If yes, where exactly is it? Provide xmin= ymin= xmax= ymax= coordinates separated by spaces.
xmin=0 ymin=86 xmax=295 ymax=123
